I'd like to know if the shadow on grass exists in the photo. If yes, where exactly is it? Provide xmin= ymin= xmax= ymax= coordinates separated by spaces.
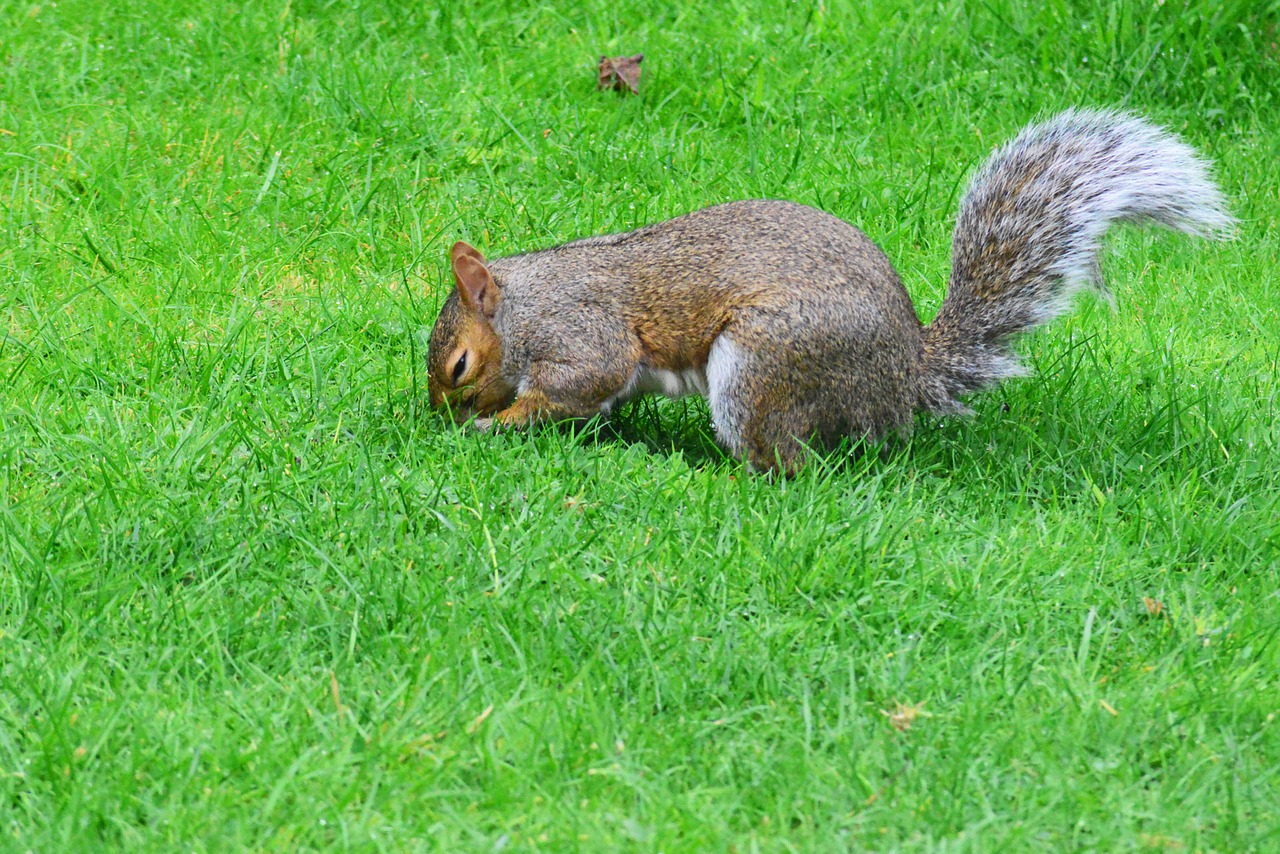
xmin=371 ymin=355 xmax=1265 ymax=503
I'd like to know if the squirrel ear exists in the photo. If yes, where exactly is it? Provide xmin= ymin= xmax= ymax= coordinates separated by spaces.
xmin=452 ymin=246 xmax=499 ymax=318
xmin=451 ymin=240 xmax=486 ymax=268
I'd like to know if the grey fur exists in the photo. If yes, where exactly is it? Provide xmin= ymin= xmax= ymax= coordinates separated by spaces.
xmin=431 ymin=110 xmax=1231 ymax=470
xmin=919 ymin=109 xmax=1233 ymax=414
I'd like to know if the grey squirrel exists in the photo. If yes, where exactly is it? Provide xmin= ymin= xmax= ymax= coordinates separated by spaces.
xmin=427 ymin=110 xmax=1232 ymax=472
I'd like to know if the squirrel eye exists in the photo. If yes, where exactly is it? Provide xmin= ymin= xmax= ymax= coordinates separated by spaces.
xmin=451 ymin=351 xmax=468 ymax=385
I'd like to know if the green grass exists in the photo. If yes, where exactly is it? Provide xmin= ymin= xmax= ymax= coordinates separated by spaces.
xmin=2 ymin=0 xmax=1279 ymax=849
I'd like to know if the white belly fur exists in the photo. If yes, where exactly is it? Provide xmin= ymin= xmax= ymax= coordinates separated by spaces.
xmin=602 ymin=363 xmax=709 ymax=412
xmin=600 ymin=333 xmax=746 ymax=419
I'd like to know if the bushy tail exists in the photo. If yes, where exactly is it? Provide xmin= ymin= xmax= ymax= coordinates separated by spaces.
xmin=919 ymin=109 xmax=1233 ymax=415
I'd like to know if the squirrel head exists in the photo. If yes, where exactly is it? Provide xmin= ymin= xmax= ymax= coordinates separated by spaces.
xmin=427 ymin=241 xmax=516 ymax=421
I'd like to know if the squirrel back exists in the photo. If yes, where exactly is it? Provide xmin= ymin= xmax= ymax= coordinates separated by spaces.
xmin=428 ymin=110 xmax=1231 ymax=471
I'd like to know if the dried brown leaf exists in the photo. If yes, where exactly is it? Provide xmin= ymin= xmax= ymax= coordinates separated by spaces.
xmin=598 ymin=53 xmax=643 ymax=95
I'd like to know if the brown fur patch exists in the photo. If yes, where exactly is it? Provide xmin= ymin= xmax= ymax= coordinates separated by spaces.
xmin=427 ymin=291 xmax=514 ymax=418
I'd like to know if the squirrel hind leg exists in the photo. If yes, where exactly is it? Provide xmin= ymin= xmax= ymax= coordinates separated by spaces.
xmin=705 ymin=334 xmax=760 ymax=463
xmin=707 ymin=327 xmax=917 ymax=474
xmin=706 ymin=341 xmax=824 ymax=472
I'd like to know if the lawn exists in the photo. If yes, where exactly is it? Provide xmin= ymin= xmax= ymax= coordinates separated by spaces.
xmin=2 ymin=0 xmax=1278 ymax=849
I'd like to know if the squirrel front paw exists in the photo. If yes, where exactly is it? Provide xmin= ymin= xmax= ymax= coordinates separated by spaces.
xmin=472 ymin=417 xmax=497 ymax=433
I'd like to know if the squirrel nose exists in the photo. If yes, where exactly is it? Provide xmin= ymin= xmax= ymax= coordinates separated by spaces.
xmin=449 ymin=402 xmax=473 ymax=424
